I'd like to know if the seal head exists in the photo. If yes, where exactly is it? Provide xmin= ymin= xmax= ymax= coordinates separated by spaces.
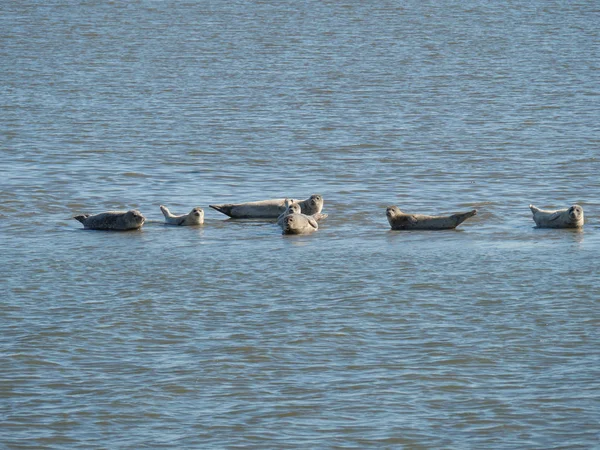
xmin=568 ymin=205 xmax=584 ymax=222
xmin=301 ymin=194 xmax=324 ymax=215
xmin=282 ymin=213 xmax=319 ymax=235
xmin=276 ymin=202 xmax=302 ymax=226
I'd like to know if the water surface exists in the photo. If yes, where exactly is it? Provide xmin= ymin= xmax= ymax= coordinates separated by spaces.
xmin=1 ymin=1 xmax=599 ymax=448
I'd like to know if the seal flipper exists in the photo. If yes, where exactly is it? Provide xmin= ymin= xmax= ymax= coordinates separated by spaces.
xmin=529 ymin=204 xmax=541 ymax=214
xmin=209 ymin=204 xmax=234 ymax=217
xmin=74 ymin=214 xmax=90 ymax=224
xmin=548 ymin=211 xmax=562 ymax=222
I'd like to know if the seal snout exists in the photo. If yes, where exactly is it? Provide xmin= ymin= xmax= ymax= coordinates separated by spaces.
xmin=309 ymin=195 xmax=323 ymax=208
xmin=568 ymin=206 xmax=582 ymax=220
xmin=130 ymin=210 xmax=145 ymax=224
xmin=284 ymin=216 xmax=295 ymax=229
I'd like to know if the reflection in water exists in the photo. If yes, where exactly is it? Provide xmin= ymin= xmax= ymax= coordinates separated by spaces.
xmin=566 ymin=227 xmax=585 ymax=245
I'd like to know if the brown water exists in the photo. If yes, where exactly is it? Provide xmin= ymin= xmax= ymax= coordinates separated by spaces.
xmin=1 ymin=1 xmax=599 ymax=448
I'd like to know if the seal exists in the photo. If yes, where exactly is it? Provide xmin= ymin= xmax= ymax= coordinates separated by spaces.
xmin=160 ymin=205 xmax=204 ymax=226
xmin=276 ymin=199 xmax=329 ymax=226
xmin=74 ymin=210 xmax=145 ymax=231
xmin=299 ymin=194 xmax=324 ymax=216
xmin=386 ymin=206 xmax=477 ymax=230
xmin=276 ymin=202 xmax=302 ymax=226
xmin=210 ymin=194 xmax=324 ymax=219
xmin=529 ymin=204 xmax=584 ymax=228
xmin=281 ymin=213 xmax=319 ymax=235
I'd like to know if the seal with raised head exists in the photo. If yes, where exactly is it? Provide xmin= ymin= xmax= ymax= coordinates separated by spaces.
xmin=276 ymin=199 xmax=329 ymax=226
xmin=386 ymin=206 xmax=477 ymax=230
xmin=529 ymin=204 xmax=584 ymax=228
xmin=160 ymin=205 xmax=204 ymax=226
xmin=299 ymin=194 xmax=324 ymax=216
xmin=210 ymin=194 xmax=324 ymax=219
xmin=280 ymin=213 xmax=319 ymax=235
xmin=276 ymin=202 xmax=302 ymax=226
xmin=74 ymin=210 xmax=145 ymax=231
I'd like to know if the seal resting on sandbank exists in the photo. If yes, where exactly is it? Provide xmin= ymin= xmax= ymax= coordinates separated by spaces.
xmin=386 ymin=206 xmax=477 ymax=230
xmin=276 ymin=200 xmax=328 ymax=226
xmin=74 ymin=210 xmax=145 ymax=230
xmin=529 ymin=204 xmax=584 ymax=228
xmin=210 ymin=194 xmax=323 ymax=219
xmin=276 ymin=202 xmax=302 ymax=226
xmin=160 ymin=205 xmax=204 ymax=226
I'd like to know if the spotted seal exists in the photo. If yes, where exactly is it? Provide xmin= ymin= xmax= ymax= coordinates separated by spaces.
xmin=276 ymin=202 xmax=302 ymax=227
xmin=280 ymin=213 xmax=319 ymax=235
xmin=210 ymin=194 xmax=324 ymax=219
xmin=386 ymin=206 xmax=477 ymax=230
xmin=529 ymin=204 xmax=584 ymax=228
xmin=74 ymin=210 xmax=145 ymax=231
xmin=160 ymin=205 xmax=204 ymax=226
xmin=276 ymin=200 xmax=328 ymax=226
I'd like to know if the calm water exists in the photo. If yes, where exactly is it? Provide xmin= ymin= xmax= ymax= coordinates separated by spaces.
xmin=1 ymin=1 xmax=599 ymax=448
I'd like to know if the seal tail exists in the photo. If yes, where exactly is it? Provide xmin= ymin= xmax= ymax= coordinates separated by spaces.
xmin=73 ymin=214 xmax=90 ymax=224
xmin=209 ymin=204 xmax=234 ymax=217
xmin=453 ymin=209 xmax=477 ymax=226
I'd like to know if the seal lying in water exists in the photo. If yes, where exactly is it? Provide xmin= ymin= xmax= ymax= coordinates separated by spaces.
xmin=160 ymin=205 xmax=204 ymax=226
xmin=210 ymin=194 xmax=324 ymax=219
xmin=386 ymin=206 xmax=477 ymax=230
xmin=529 ymin=204 xmax=584 ymax=228
xmin=74 ymin=210 xmax=145 ymax=230
xmin=276 ymin=202 xmax=302 ymax=226
xmin=276 ymin=200 xmax=328 ymax=226
xmin=280 ymin=213 xmax=319 ymax=235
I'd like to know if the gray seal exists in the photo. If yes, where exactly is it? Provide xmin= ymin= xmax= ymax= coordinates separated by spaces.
xmin=276 ymin=202 xmax=302 ymax=227
xmin=74 ymin=210 xmax=145 ymax=230
xmin=386 ymin=206 xmax=477 ymax=230
xmin=210 ymin=194 xmax=324 ymax=219
xmin=529 ymin=204 xmax=584 ymax=228
xmin=281 ymin=213 xmax=319 ymax=235
xmin=160 ymin=205 xmax=204 ymax=226
xmin=276 ymin=200 xmax=329 ymax=226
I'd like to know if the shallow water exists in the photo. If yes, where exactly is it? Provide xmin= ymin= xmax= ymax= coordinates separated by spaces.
xmin=1 ymin=1 xmax=599 ymax=448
